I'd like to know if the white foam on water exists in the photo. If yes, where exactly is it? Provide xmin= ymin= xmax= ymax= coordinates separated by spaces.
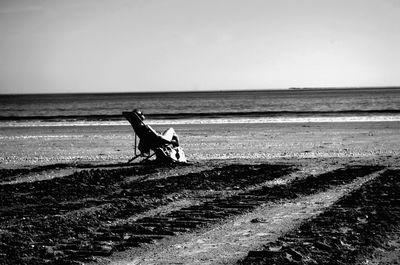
xmin=1 ymin=115 xmax=400 ymax=128
xmin=150 ymin=115 xmax=400 ymax=125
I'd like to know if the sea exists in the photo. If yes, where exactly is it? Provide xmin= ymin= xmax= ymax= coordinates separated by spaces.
xmin=1 ymin=87 xmax=400 ymax=127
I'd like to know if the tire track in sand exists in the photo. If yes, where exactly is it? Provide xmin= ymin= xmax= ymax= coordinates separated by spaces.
xmin=101 ymin=166 xmax=383 ymax=265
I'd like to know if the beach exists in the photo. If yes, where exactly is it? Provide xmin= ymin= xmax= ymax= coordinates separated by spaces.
xmin=2 ymin=0 xmax=400 ymax=262
xmin=1 ymin=89 xmax=400 ymax=264
xmin=1 ymin=120 xmax=400 ymax=264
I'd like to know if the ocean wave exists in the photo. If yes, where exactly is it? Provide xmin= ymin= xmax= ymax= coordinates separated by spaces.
xmin=0 ymin=109 xmax=399 ymax=122
xmin=1 ymin=115 xmax=400 ymax=127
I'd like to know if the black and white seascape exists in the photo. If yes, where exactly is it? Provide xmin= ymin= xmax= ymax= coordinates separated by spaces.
xmin=1 ymin=1 xmax=400 ymax=265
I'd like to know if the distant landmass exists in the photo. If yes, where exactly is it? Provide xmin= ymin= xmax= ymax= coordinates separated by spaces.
xmin=288 ymin=86 xmax=400 ymax=90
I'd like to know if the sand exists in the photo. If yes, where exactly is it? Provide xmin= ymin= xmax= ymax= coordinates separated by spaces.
xmin=1 ymin=121 xmax=400 ymax=265
xmin=1 ymin=121 xmax=399 ymax=168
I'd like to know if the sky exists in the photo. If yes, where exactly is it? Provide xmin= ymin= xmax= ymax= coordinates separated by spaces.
xmin=0 ymin=0 xmax=399 ymax=94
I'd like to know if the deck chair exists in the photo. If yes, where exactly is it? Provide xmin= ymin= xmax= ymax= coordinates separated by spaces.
xmin=122 ymin=110 xmax=187 ymax=163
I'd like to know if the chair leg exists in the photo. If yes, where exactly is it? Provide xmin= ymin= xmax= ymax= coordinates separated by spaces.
xmin=127 ymin=154 xmax=141 ymax=163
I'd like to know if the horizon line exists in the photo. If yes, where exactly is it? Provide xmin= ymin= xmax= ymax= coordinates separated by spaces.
xmin=1 ymin=86 xmax=400 ymax=96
